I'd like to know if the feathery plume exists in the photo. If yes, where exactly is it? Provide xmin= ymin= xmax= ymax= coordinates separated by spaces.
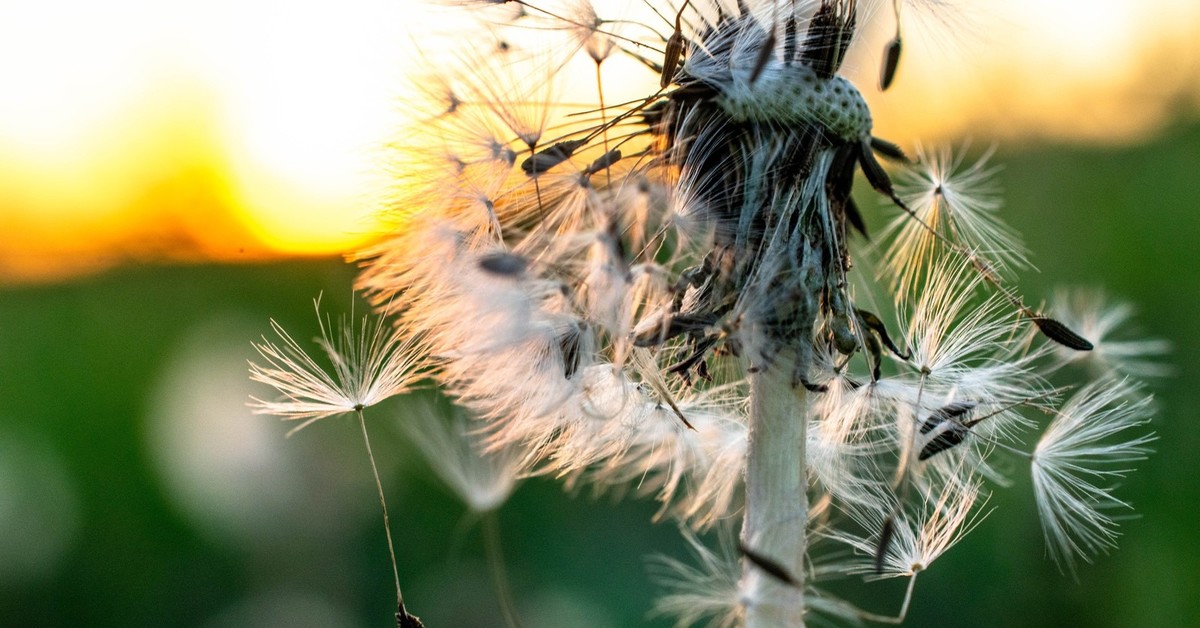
xmin=249 ymin=297 xmax=425 ymax=432
xmin=1049 ymin=288 xmax=1171 ymax=380
xmin=402 ymin=403 xmax=524 ymax=513
xmin=1032 ymin=377 xmax=1155 ymax=571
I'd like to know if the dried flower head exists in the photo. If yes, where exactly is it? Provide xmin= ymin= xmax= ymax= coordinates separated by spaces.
xmin=250 ymin=0 xmax=1166 ymax=624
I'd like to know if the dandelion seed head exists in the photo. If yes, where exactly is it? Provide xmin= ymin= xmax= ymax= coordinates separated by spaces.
xmin=331 ymin=0 xmax=1161 ymax=619
xmin=715 ymin=67 xmax=872 ymax=140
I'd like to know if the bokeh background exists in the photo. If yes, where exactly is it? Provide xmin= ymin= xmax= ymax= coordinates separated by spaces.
xmin=1 ymin=1 xmax=1198 ymax=626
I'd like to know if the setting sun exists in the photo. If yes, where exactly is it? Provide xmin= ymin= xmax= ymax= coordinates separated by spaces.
xmin=0 ymin=0 xmax=1196 ymax=282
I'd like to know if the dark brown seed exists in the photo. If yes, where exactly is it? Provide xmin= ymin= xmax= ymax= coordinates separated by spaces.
xmin=1032 ymin=316 xmax=1095 ymax=351
xmin=919 ymin=401 xmax=977 ymax=435
xmin=749 ymin=31 xmax=777 ymax=84
xmin=478 ymin=252 xmax=527 ymax=276
xmin=802 ymin=0 xmax=857 ymax=79
xmin=919 ymin=423 xmax=971 ymax=460
xmin=738 ymin=542 xmax=800 ymax=587
xmin=521 ymin=139 xmax=587 ymax=175
xmin=864 ymin=332 xmax=883 ymax=381
xmin=397 ymin=603 xmax=425 ymax=628
xmin=869 ymin=136 xmax=909 ymax=163
xmin=858 ymin=139 xmax=896 ymax=197
xmin=783 ymin=12 xmax=799 ymax=63
xmin=661 ymin=32 xmax=683 ymax=88
xmin=559 ymin=322 xmax=587 ymax=380
xmin=879 ymin=36 xmax=902 ymax=90
xmin=585 ymin=149 xmax=622 ymax=175
xmin=798 ymin=375 xmax=828 ymax=393
xmin=660 ymin=0 xmax=692 ymax=88
xmin=844 ymin=196 xmax=869 ymax=239
xmin=875 ymin=516 xmax=896 ymax=574
xmin=856 ymin=308 xmax=909 ymax=359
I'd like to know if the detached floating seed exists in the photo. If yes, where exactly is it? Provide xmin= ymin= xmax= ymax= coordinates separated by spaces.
xmin=919 ymin=402 xmax=977 ymax=434
xmin=879 ymin=36 xmax=902 ymax=90
xmin=919 ymin=423 xmax=971 ymax=460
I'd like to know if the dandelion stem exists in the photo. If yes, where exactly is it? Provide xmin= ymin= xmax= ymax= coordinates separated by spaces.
xmin=594 ymin=61 xmax=611 ymax=188
xmin=356 ymin=409 xmax=408 ymax=620
xmin=741 ymin=352 xmax=807 ymax=627
xmin=483 ymin=509 xmax=524 ymax=628
xmin=855 ymin=574 xmax=918 ymax=624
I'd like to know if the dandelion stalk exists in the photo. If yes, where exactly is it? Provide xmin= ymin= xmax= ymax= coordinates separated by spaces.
xmin=741 ymin=355 xmax=807 ymax=626
xmin=357 ymin=408 xmax=409 ymax=624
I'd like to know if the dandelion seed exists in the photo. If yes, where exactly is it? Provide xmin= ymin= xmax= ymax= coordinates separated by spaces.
xmin=1049 ymin=288 xmax=1170 ymax=379
xmin=403 ymin=404 xmax=526 ymax=627
xmin=1032 ymin=377 xmax=1155 ymax=572
xmin=885 ymin=144 xmax=1026 ymax=293
xmin=249 ymin=297 xmax=425 ymax=432
xmin=897 ymin=256 xmax=1051 ymax=407
xmin=830 ymin=477 xmax=988 ymax=578
xmin=249 ymin=296 xmax=427 ymax=627
xmin=402 ymin=404 xmax=523 ymax=514
xmin=649 ymin=527 xmax=744 ymax=628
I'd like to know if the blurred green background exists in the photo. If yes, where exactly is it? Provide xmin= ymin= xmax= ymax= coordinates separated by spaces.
xmin=1 ymin=122 xmax=1197 ymax=627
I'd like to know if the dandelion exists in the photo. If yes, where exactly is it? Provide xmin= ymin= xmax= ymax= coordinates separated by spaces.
xmin=403 ymin=403 xmax=527 ymax=627
xmin=249 ymin=298 xmax=427 ymax=628
xmin=257 ymin=0 xmax=1160 ymax=625
xmin=249 ymin=297 xmax=425 ymax=432
xmin=1049 ymin=288 xmax=1171 ymax=379
xmin=1032 ymin=377 xmax=1155 ymax=572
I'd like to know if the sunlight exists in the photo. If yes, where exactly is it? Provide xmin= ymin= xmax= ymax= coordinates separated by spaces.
xmin=0 ymin=0 xmax=1195 ymax=282
xmin=866 ymin=0 xmax=1200 ymax=141
xmin=0 ymin=0 xmax=415 ymax=279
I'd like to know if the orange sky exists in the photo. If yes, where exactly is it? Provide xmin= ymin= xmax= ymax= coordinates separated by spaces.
xmin=1 ymin=0 xmax=1197 ymax=283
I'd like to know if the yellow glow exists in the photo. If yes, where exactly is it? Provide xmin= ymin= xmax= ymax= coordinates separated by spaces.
xmin=0 ymin=0 xmax=1196 ymax=282
xmin=0 ymin=0 xmax=417 ymax=280
xmin=863 ymin=0 xmax=1200 ymax=142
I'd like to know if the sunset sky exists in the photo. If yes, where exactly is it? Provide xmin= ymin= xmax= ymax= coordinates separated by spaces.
xmin=1 ymin=0 xmax=1197 ymax=283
